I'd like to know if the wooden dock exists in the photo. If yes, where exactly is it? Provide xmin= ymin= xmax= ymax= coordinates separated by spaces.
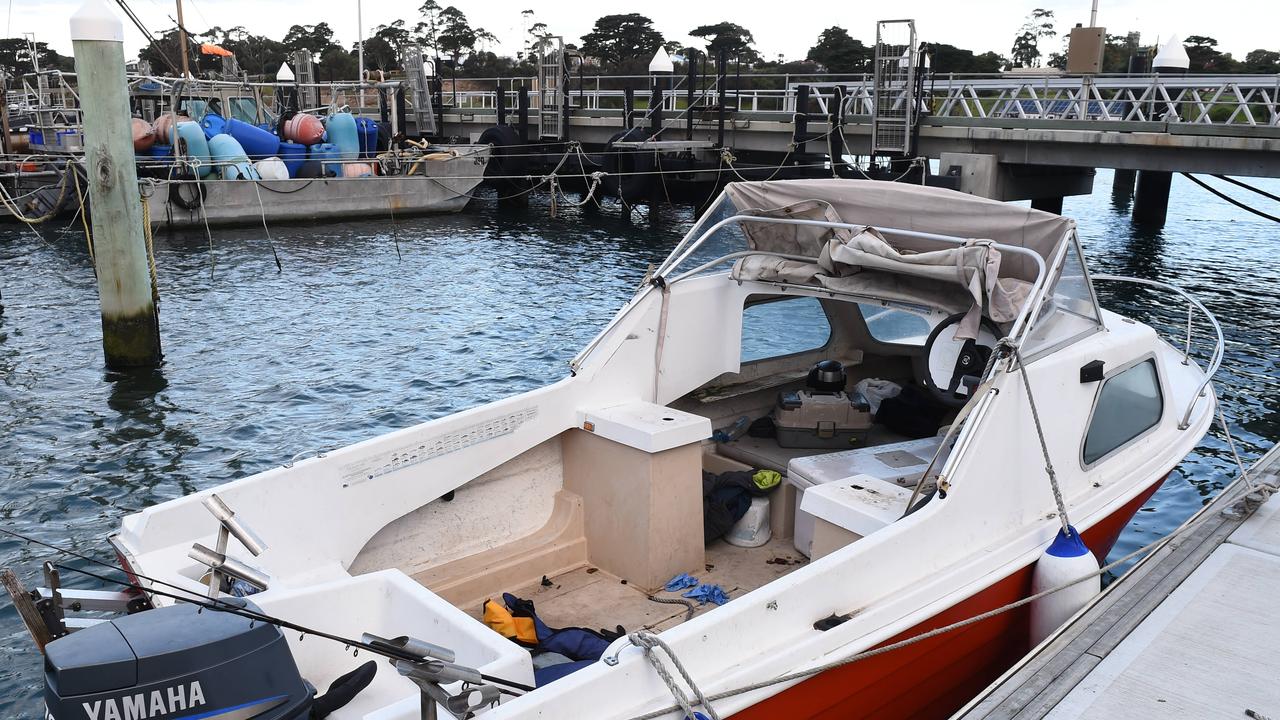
xmin=955 ymin=442 xmax=1280 ymax=720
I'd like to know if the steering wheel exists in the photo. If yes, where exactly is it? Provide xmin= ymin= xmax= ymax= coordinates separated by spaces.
xmin=914 ymin=313 xmax=1002 ymax=406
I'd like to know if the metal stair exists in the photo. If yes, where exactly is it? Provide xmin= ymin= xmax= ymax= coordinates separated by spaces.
xmin=403 ymin=47 xmax=438 ymax=137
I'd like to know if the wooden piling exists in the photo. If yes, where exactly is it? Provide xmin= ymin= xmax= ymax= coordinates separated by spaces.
xmin=517 ymin=86 xmax=530 ymax=143
xmin=496 ymin=81 xmax=506 ymax=126
xmin=71 ymin=0 xmax=161 ymax=369
xmin=686 ymin=56 xmax=696 ymax=141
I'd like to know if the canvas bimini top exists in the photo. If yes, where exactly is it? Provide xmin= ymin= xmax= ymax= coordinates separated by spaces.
xmin=651 ymin=179 xmax=1101 ymax=358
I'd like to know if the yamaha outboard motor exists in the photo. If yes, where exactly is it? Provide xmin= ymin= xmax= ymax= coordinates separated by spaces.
xmin=44 ymin=603 xmax=315 ymax=720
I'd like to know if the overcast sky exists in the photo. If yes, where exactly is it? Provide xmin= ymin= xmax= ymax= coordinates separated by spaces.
xmin=21 ymin=0 xmax=1277 ymax=62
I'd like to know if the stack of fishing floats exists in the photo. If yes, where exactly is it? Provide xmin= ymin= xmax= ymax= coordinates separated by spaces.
xmin=134 ymin=93 xmax=383 ymax=181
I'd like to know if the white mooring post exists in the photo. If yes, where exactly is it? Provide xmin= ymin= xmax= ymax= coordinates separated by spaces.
xmin=70 ymin=0 xmax=162 ymax=368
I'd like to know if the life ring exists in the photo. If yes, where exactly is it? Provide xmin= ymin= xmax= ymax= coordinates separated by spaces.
xmin=602 ymin=127 xmax=654 ymax=204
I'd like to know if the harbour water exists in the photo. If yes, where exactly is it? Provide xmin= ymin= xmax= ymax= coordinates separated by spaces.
xmin=0 ymin=172 xmax=1277 ymax=715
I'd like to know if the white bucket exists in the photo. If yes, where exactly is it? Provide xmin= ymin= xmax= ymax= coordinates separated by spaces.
xmin=725 ymin=496 xmax=772 ymax=548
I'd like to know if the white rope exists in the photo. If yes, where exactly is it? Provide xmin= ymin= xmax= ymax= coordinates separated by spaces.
xmin=1217 ymin=407 xmax=1254 ymax=490
xmin=628 ymin=630 xmax=721 ymax=720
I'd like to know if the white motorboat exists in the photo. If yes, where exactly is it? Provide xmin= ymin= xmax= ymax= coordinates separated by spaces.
xmin=29 ymin=179 xmax=1221 ymax=720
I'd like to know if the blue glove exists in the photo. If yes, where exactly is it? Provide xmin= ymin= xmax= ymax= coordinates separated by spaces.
xmin=664 ymin=573 xmax=698 ymax=592
xmin=682 ymin=584 xmax=729 ymax=606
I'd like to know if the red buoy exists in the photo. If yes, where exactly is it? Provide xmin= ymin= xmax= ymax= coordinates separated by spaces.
xmin=283 ymin=114 xmax=325 ymax=146
xmin=131 ymin=117 xmax=155 ymax=152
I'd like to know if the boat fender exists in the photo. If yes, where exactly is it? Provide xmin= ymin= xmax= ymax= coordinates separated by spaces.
xmin=167 ymin=171 xmax=207 ymax=212
xmin=603 ymin=127 xmax=655 ymax=204
xmin=477 ymin=124 xmax=529 ymax=179
xmin=1029 ymin=525 xmax=1100 ymax=646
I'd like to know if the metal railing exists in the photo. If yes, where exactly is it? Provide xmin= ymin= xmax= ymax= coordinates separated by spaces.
xmin=1090 ymin=274 xmax=1224 ymax=429
xmin=439 ymin=72 xmax=1280 ymax=128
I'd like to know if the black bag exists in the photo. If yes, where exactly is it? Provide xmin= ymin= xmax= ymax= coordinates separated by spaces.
xmin=875 ymin=384 xmax=947 ymax=439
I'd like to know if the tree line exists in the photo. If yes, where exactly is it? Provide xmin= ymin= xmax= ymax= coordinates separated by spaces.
xmin=0 ymin=6 xmax=1276 ymax=82
xmin=1009 ymin=8 xmax=1279 ymax=74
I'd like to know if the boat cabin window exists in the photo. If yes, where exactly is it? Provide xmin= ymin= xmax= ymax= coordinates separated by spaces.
xmin=860 ymin=304 xmax=933 ymax=347
xmin=228 ymin=97 xmax=259 ymax=123
xmin=1082 ymin=359 xmax=1163 ymax=465
xmin=741 ymin=296 xmax=831 ymax=363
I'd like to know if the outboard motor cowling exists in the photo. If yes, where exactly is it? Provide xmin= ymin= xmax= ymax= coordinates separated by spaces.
xmin=44 ymin=602 xmax=313 ymax=720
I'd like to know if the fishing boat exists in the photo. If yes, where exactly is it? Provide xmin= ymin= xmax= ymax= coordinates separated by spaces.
xmin=14 ymin=179 xmax=1221 ymax=719
xmin=2 ymin=63 xmax=491 ymax=227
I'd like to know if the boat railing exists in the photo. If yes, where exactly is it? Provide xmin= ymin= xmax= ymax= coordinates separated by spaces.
xmin=1090 ymin=274 xmax=1224 ymax=430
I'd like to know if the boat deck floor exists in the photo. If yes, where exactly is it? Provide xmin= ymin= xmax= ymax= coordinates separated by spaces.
xmin=465 ymin=537 xmax=808 ymax=634
xmin=957 ymin=442 xmax=1280 ymax=720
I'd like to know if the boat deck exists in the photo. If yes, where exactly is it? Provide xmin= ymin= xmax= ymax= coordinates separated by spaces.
xmin=955 ymin=442 xmax=1280 ymax=720
xmin=465 ymin=537 xmax=808 ymax=634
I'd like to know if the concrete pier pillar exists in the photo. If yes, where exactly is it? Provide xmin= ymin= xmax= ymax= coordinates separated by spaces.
xmin=1133 ymin=170 xmax=1173 ymax=226
xmin=1113 ymin=168 xmax=1136 ymax=197
xmin=1031 ymin=196 xmax=1064 ymax=214
xmin=72 ymin=0 xmax=161 ymax=369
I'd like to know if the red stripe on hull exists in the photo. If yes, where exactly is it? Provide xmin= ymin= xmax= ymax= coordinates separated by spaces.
xmin=732 ymin=476 xmax=1167 ymax=719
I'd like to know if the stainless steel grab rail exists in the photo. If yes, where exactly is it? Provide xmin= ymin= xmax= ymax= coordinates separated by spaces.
xmin=1091 ymin=274 xmax=1224 ymax=430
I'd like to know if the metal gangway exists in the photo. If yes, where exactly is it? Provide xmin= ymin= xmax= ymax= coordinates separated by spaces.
xmin=870 ymin=19 xmax=918 ymax=156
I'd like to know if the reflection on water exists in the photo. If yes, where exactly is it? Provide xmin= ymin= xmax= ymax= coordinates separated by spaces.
xmin=0 ymin=172 xmax=1277 ymax=714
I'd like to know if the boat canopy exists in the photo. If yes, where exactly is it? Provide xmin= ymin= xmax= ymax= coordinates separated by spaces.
xmin=723 ymin=179 xmax=1073 ymax=274
xmin=707 ymin=180 xmax=1070 ymax=337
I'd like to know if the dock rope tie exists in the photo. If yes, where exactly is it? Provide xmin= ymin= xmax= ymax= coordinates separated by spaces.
xmin=628 ymin=630 xmax=721 ymax=720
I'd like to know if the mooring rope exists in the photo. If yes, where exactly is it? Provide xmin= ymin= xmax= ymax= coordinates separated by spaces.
xmin=139 ymin=191 xmax=159 ymax=306
xmin=628 ymin=630 xmax=722 ymax=720
xmin=646 ymin=593 xmax=697 ymax=622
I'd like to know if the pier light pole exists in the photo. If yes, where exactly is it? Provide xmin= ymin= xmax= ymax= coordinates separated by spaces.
xmin=71 ymin=0 xmax=162 ymax=369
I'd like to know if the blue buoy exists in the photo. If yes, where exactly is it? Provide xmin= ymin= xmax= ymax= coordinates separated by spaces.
xmin=199 ymin=112 xmax=228 ymax=140
xmin=175 ymin=122 xmax=214 ymax=178
xmin=277 ymin=141 xmax=307 ymax=178
xmin=225 ymin=118 xmax=281 ymax=160
xmin=208 ymin=134 xmax=259 ymax=180
xmin=355 ymin=117 xmax=379 ymax=158
xmin=324 ymin=112 xmax=359 ymax=160
xmin=308 ymin=142 xmax=343 ymax=177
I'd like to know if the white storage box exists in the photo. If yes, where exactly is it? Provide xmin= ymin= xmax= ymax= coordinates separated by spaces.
xmin=787 ymin=436 xmax=945 ymax=556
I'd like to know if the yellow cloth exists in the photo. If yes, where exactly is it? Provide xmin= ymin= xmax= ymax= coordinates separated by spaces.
xmin=483 ymin=598 xmax=538 ymax=645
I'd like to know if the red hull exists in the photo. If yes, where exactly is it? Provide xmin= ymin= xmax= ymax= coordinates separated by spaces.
xmin=733 ymin=477 xmax=1166 ymax=719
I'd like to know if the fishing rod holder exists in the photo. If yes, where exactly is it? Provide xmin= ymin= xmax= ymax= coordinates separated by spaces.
xmin=189 ymin=494 xmax=270 ymax=598
xmin=394 ymin=658 xmax=500 ymax=720
xmin=363 ymin=632 xmax=497 ymax=719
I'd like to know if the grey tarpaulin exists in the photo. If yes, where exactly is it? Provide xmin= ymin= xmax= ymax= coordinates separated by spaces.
xmin=726 ymin=181 xmax=1070 ymax=338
